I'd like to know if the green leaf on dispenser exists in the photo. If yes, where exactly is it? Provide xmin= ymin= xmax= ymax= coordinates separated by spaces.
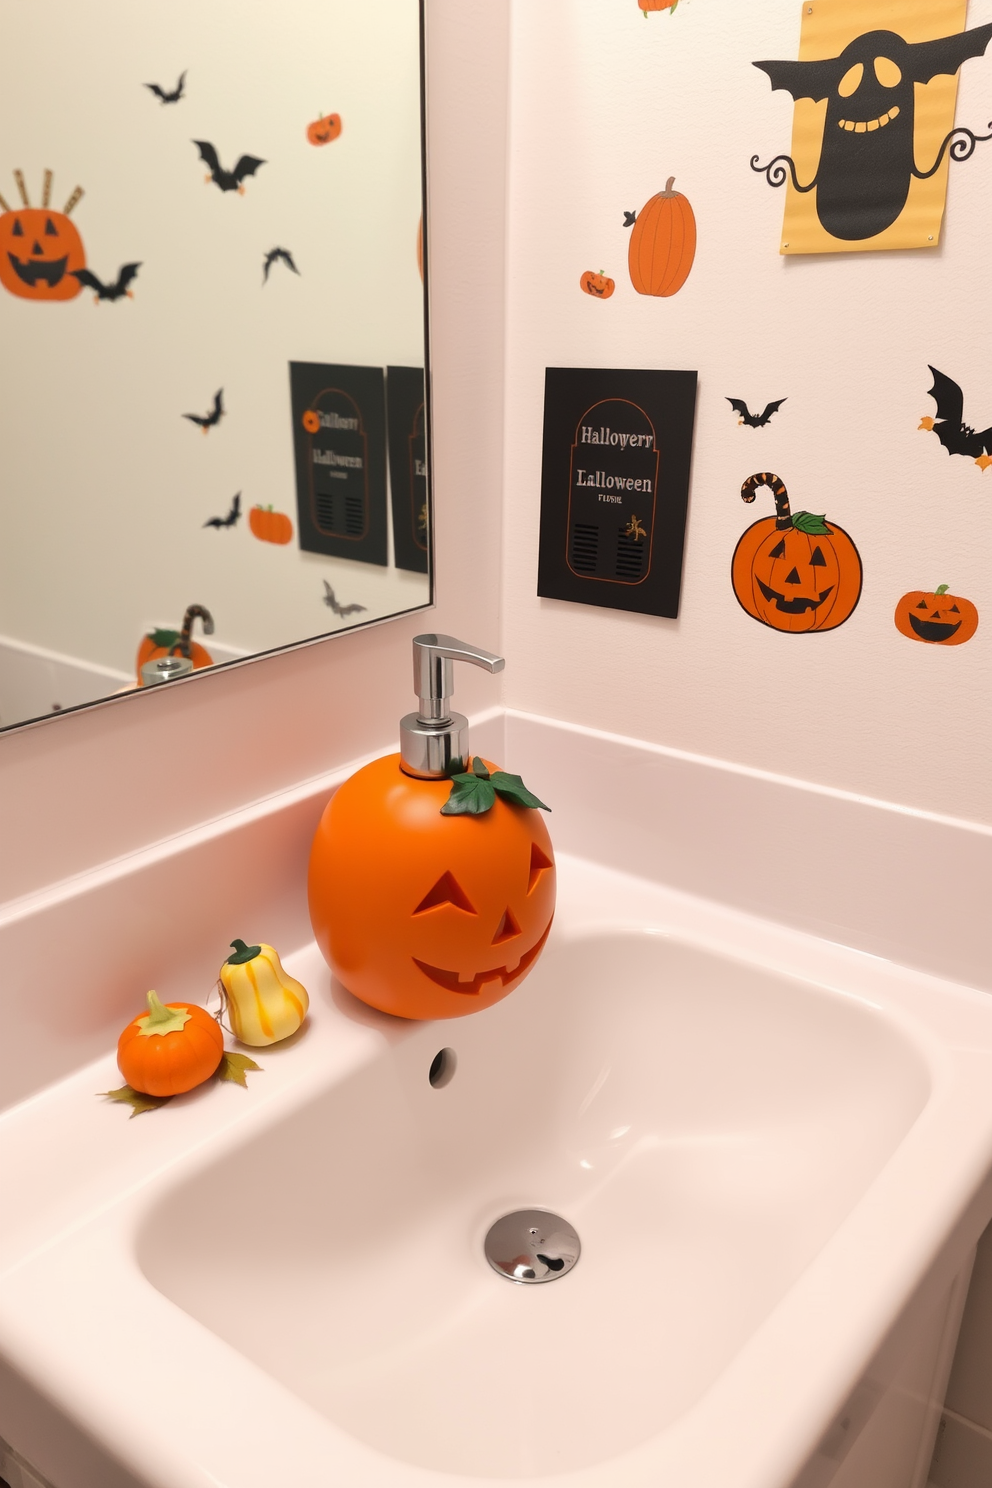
xmin=491 ymin=772 xmax=551 ymax=811
xmin=441 ymin=773 xmax=497 ymax=815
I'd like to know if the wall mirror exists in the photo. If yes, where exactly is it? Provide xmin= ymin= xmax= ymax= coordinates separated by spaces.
xmin=0 ymin=0 xmax=430 ymax=733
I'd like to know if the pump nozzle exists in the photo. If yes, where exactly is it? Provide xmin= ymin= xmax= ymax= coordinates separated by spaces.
xmin=400 ymin=633 xmax=504 ymax=778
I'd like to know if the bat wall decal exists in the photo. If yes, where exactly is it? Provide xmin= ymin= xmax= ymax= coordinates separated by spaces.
xmin=183 ymin=389 xmax=224 ymax=433
xmin=262 ymin=247 xmax=300 ymax=284
xmin=919 ymin=367 xmax=992 ymax=470
xmin=145 ymin=71 xmax=186 ymax=105
xmin=203 ymin=493 xmax=241 ymax=529
xmin=623 ymin=210 xmax=637 ymax=227
xmin=727 ymin=397 xmax=787 ymax=428
xmin=70 ymin=264 xmax=140 ymax=302
xmin=193 ymin=141 xmax=265 ymax=195
xmin=322 ymin=580 xmax=366 ymax=617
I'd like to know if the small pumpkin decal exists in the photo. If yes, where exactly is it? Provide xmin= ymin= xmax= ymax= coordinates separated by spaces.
xmin=580 ymin=269 xmax=615 ymax=299
xmin=0 ymin=172 xmax=86 ymax=302
xmin=640 ymin=0 xmax=679 ymax=12
xmin=219 ymin=940 xmax=309 ymax=1046
xmin=117 ymin=991 xmax=224 ymax=1097
xmin=306 ymin=112 xmax=342 ymax=147
xmin=136 ymin=604 xmax=214 ymax=684
xmin=249 ymin=505 xmax=294 ymax=545
xmin=732 ymin=473 xmax=863 ymax=634
xmin=628 ymin=177 xmax=696 ymax=297
xmin=894 ymin=584 xmax=979 ymax=646
xmin=308 ymin=754 xmax=556 ymax=1021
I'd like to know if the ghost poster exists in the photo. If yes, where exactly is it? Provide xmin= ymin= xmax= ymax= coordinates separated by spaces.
xmin=752 ymin=0 xmax=992 ymax=254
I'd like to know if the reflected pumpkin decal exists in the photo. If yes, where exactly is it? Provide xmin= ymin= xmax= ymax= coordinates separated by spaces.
xmin=308 ymin=754 xmax=556 ymax=1020
xmin=0 ymin=171 xmax=85 ymax=302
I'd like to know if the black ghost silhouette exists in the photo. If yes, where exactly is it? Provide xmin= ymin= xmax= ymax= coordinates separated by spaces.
xmin=754 ymin=23 xmax=992 ymax=239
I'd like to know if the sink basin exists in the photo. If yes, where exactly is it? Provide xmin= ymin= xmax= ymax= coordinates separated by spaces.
xmin=2 ymin=853 xmax=992 ymax=1488
xmin=139 ymin=927 xmax=927 ymax=1479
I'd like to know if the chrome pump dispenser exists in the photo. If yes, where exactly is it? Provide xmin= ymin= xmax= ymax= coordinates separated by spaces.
xmin=399 ymin=633 xmax=504 ymax=779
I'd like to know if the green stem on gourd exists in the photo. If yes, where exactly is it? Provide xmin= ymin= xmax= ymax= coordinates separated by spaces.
xmin=935 ymin=584 xmax=949 ymax=595
xmin=227 ymin=938 xmax=262 ymax=965
xmin=136 ymin=991 xmax=191 ymax=1038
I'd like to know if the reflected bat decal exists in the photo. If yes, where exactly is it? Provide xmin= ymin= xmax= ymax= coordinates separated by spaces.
xmin=204 ymin=493 xmax=241 ymax=529
xmin=70 ymin=263 xmax=140 ymax=301
xmin=193 ymin=141 xmax=265 ymax=194
xmin=145 ymin=72 xmax=186 ymax=105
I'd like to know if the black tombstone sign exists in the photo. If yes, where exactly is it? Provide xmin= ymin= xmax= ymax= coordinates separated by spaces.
xmin=386 ymin=366 xmax=429 ymax=574
xmin=537 ymin=367 xmax=697 ymax=617
xmin=289 ymin=362 xmax=388 ymax=566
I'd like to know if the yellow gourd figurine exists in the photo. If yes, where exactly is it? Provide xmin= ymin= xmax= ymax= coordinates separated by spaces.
xmin=219 ymin=940 xmax=309 ymax=1046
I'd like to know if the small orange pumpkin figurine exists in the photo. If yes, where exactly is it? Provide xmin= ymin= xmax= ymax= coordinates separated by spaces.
xmin=0 ymin=172 xmax=86 ymax=302
xmin=306 ymin=112 xmax=342 ymax=146
xmin=894 ymin=584 xmax=979 ymax=646
xmin=628 ymin=177 xmax=696 ymax=297
xmin=136 ymin=604 xmax=214 ymax=684
xmin=580 ymin=269 xmax=615 ymax=299
xmin=309 ymin=755 xmax=555 ymax=1021
xmin=118 ymin=992 xmax=224 ymax=1096
xmin=732 ymin=473 xmax=863 ymax=635
xmin=249 ymin=505 xmax=294 ymax=545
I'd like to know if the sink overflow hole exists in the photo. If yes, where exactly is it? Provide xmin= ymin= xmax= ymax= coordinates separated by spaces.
xmin=429 ymin=1047 xmax=457 ymax=1089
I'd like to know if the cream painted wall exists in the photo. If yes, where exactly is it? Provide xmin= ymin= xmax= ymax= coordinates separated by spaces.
xmin=500 ymin=0 xmax=992 ymax=825
xmin=0 ymin=0 xmax=428 ymax=674
xmin=0 ymin=0 xmax=510 ymax=903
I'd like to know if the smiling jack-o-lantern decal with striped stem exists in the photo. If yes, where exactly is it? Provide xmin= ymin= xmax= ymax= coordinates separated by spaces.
xmin=732 ymin=473 xmax=863 ymax=634
xmin=0 ymin=170 xmax=85 ymax=302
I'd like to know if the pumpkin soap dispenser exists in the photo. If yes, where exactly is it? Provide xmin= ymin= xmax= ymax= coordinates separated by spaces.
xmin=308 ymin=635 xmax=556 ymax=1020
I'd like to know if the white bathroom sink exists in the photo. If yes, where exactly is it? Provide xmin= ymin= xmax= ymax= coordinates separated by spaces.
xmin=139 ymin=929 xmax=928 ymax=1479
xmin=2 ymin=854 xmax=992 ymax=1488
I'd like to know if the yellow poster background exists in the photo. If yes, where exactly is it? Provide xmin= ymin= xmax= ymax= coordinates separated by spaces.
xmin=781 ymin=0 xmax=968 ymax=254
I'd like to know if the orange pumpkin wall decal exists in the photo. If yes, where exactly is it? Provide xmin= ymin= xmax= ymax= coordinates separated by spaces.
xmin=732 ymin=472 xmax=863 ymax=634
xmin=249 ymin=505 xmax=294 ymax=545
xmin=894 ymin=584 xmax=978 ymax=646
xmin=0 ymin=171 xmax=85 ymax=302
xmin=628 ymin=178 xmax=696 ymax=297
xmin=580 ymin=269 xmax=615 ymax=299
xmin=308 ymin=754 xmax=556 ymax=1021
xmin=306 ymin=112 xmax=342 ymax=146
xmin=640 ymin=0 xmax=680 ymax=12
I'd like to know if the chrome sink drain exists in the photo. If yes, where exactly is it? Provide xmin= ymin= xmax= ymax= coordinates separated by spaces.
xmin=484 ymin=1209 xmax=580 ymax=1284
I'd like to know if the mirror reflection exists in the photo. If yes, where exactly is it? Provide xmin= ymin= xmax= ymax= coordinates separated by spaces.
xmin=0 ymin=0 xmax=429 ymax=731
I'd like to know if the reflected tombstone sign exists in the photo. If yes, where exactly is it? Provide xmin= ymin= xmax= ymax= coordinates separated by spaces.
xmin=537 ymin=368 xmax=697 ymax=618
xmin=290 ymin=361 xmax=388 ymax=566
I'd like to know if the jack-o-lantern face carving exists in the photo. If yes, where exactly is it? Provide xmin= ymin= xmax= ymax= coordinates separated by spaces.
xmin=732 ymin=473 xmax=863 ymax=634
xmin=308 ymin=754 xmax=556 ymax=1020
xmin=0 ymin=175 xmax=86 ymax=301
xmin=306 ymin=113 xmax=342 ymax=147
xmin=894 ymin=584 xmax=979 ymax=646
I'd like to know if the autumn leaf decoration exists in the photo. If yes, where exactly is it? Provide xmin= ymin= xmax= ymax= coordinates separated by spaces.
xmin=441 ymin=758 xmax=550 ymax=817
xmin=102 ymin=1052 xmax=263 ymax=1118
